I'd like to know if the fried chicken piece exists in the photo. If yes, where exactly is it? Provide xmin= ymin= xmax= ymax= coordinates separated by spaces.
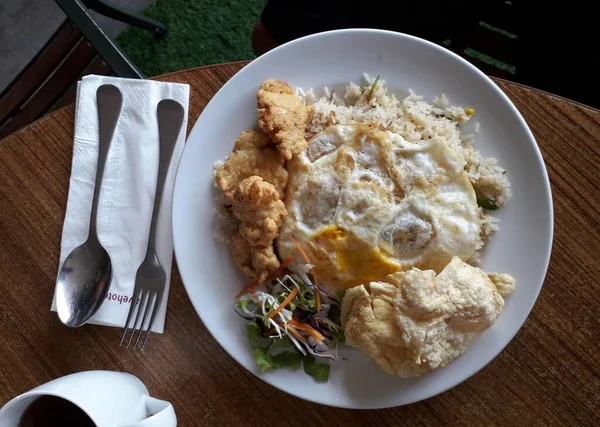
xmin=217 ymin=130 xmax=291 ymax=283
xmin=230 ymin=233 xmax=260 ymax=282
xmin=230 ymin=234 xmax=277 ymax=283
xmin=251 ymin=245 xmax=279 ymax=273
xmin=257 ymin=79 xmax=313 ymax=160
xmin=232 ymin=176 xmax=287 ymax=247
xmin=227 ymin=176 xmax=287 ymax=283
xmin=233 ymin=128 xmax=271 ymax=151
xmin=215 ymin=130 xmax=288 ymax=202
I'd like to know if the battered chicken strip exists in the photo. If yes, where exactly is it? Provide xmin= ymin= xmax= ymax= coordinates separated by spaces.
xmin=251 ymin=245 xmax=280 ymax=274
xmin=230 ymin=233 xmax=259 ymax=282
xmin=230 ymin=234 xmax=280 ymax=284
xmin=232 ymin=176 xmax=287 ymax=247
xmin=215 ymin=130 xmax=288 ymax=202
xmin=257 ymin=79 xmax=313 ymax=160
xmin=228 ymin=176 xmax=287 ymax=283
xmin=233 ymin=128 xmax=271 ymax=151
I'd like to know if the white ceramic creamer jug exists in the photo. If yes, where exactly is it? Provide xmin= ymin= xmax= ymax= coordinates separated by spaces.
xmin=0 ymin=370 xmax=176 ymax=427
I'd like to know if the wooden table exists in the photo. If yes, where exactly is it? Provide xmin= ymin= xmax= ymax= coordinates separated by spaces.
xmin=1 ymin=62 xmax=599 ymax=426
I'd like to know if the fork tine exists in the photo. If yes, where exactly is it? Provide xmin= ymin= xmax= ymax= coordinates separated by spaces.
xmin=119 ymin=287 xmax=141 ymax=346
xmin=134 ymin=291 xmax=156 ymax=349
xmin=127 ymin=290 xmax=148 ymax=348
xmin=140 ymin=292 xmax=162 ymax=351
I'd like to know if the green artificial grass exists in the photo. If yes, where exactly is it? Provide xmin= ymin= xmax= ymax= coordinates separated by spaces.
xmin=116 ymin=0 xmax=265 ymax=77
xmin=117 ymin=0 xmax=516 ymax=78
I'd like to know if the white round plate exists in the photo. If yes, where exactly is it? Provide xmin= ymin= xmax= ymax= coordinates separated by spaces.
xmin=172 ymin=29 xmax=553 ymax=409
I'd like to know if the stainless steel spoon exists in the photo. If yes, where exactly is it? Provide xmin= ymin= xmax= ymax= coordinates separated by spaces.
xmin=56 ymin=84 xmax=123 ymax=327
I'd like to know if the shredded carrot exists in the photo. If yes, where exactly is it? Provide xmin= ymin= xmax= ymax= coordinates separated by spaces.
xmin=274 ymin=320 xmax=286 ymax=329
xmin=234 ymin=273 xmax=285 ymax=299
xmin=279 ymin=255 xmax=295 ymax=270
xmin=314 ymin=289 xmax=322 ymax=312
xmin=289 ymin=319 xmax=325 ymax=343
xmin=287 ymin=325 xmax=308 ymax=344
xmin=289 ymin=237 xmax=322 ymax=312
xmin=273 ymin=271 xmax=290 ymax=282
xmin=290 ymin=237 xmax=310 ymax=264
xmin=267 ymin=287 xmax=299 ymax=319
xmin=235 ymin=282 xmax=258 ymax=298
xmin=311 ymin=275 xmax=322 ymax=312
xmin=268 ymin=267 xmax=293 ymax=283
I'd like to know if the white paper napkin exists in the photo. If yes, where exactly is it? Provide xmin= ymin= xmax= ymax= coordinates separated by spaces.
xmin=52 ymin=75 xmax=190 ymax=333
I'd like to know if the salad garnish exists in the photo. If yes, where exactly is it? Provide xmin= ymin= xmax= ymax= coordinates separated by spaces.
xmin=234 ymin=241 xmax=344 ymax=382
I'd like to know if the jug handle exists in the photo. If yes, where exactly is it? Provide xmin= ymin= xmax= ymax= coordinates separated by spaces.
xmin=120 ymin=396 xmax=177 ymax=427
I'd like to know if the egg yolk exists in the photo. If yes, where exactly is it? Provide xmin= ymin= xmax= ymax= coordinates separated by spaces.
xmin=313 ymin=225 xmax=401 ymax=289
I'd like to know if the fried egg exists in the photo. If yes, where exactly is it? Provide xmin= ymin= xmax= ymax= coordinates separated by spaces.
xmin=277 ymin=124 xmax=481 ymax=290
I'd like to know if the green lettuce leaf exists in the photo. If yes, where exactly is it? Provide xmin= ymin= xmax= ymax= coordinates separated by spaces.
xmin=253 ymin=347 xmax=275 ymax=372
xmin=253 ymin=346 xmax=302 ymax=372
xmin=303 ymin=355 xmax=330 ymax=382
xmin=269 ymin=351 xmax=303 ymax=369
xmin=247 ymin=321 xmax=271 ymax=350
xmin=270 ymin=335 xmax=294 ymax=348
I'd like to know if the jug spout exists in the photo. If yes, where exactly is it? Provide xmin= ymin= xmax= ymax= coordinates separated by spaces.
xmin=120 ymin=395 xmax=177 ymax=427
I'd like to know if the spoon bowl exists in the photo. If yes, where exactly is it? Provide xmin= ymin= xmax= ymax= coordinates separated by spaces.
xmin=56 ymin=237 xmax=112 ymax=327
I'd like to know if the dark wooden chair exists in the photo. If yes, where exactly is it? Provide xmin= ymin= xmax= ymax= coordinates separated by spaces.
xmin=0 ymin=0 xmax=162 ymax=140
xmin=0 ymin=21 xmax=107 ymax=139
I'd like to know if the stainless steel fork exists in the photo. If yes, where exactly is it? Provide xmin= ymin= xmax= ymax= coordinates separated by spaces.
xmin=120 ymin=99 xmax=185 ymax=350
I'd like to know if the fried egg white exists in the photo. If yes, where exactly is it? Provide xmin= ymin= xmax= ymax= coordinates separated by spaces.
xmin=277 ymin=124 xmax=481 ymax=290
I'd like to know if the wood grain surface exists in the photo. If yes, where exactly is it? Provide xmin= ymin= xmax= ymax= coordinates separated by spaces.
xmin=0 ymin=62 xmax=599 ymax=426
